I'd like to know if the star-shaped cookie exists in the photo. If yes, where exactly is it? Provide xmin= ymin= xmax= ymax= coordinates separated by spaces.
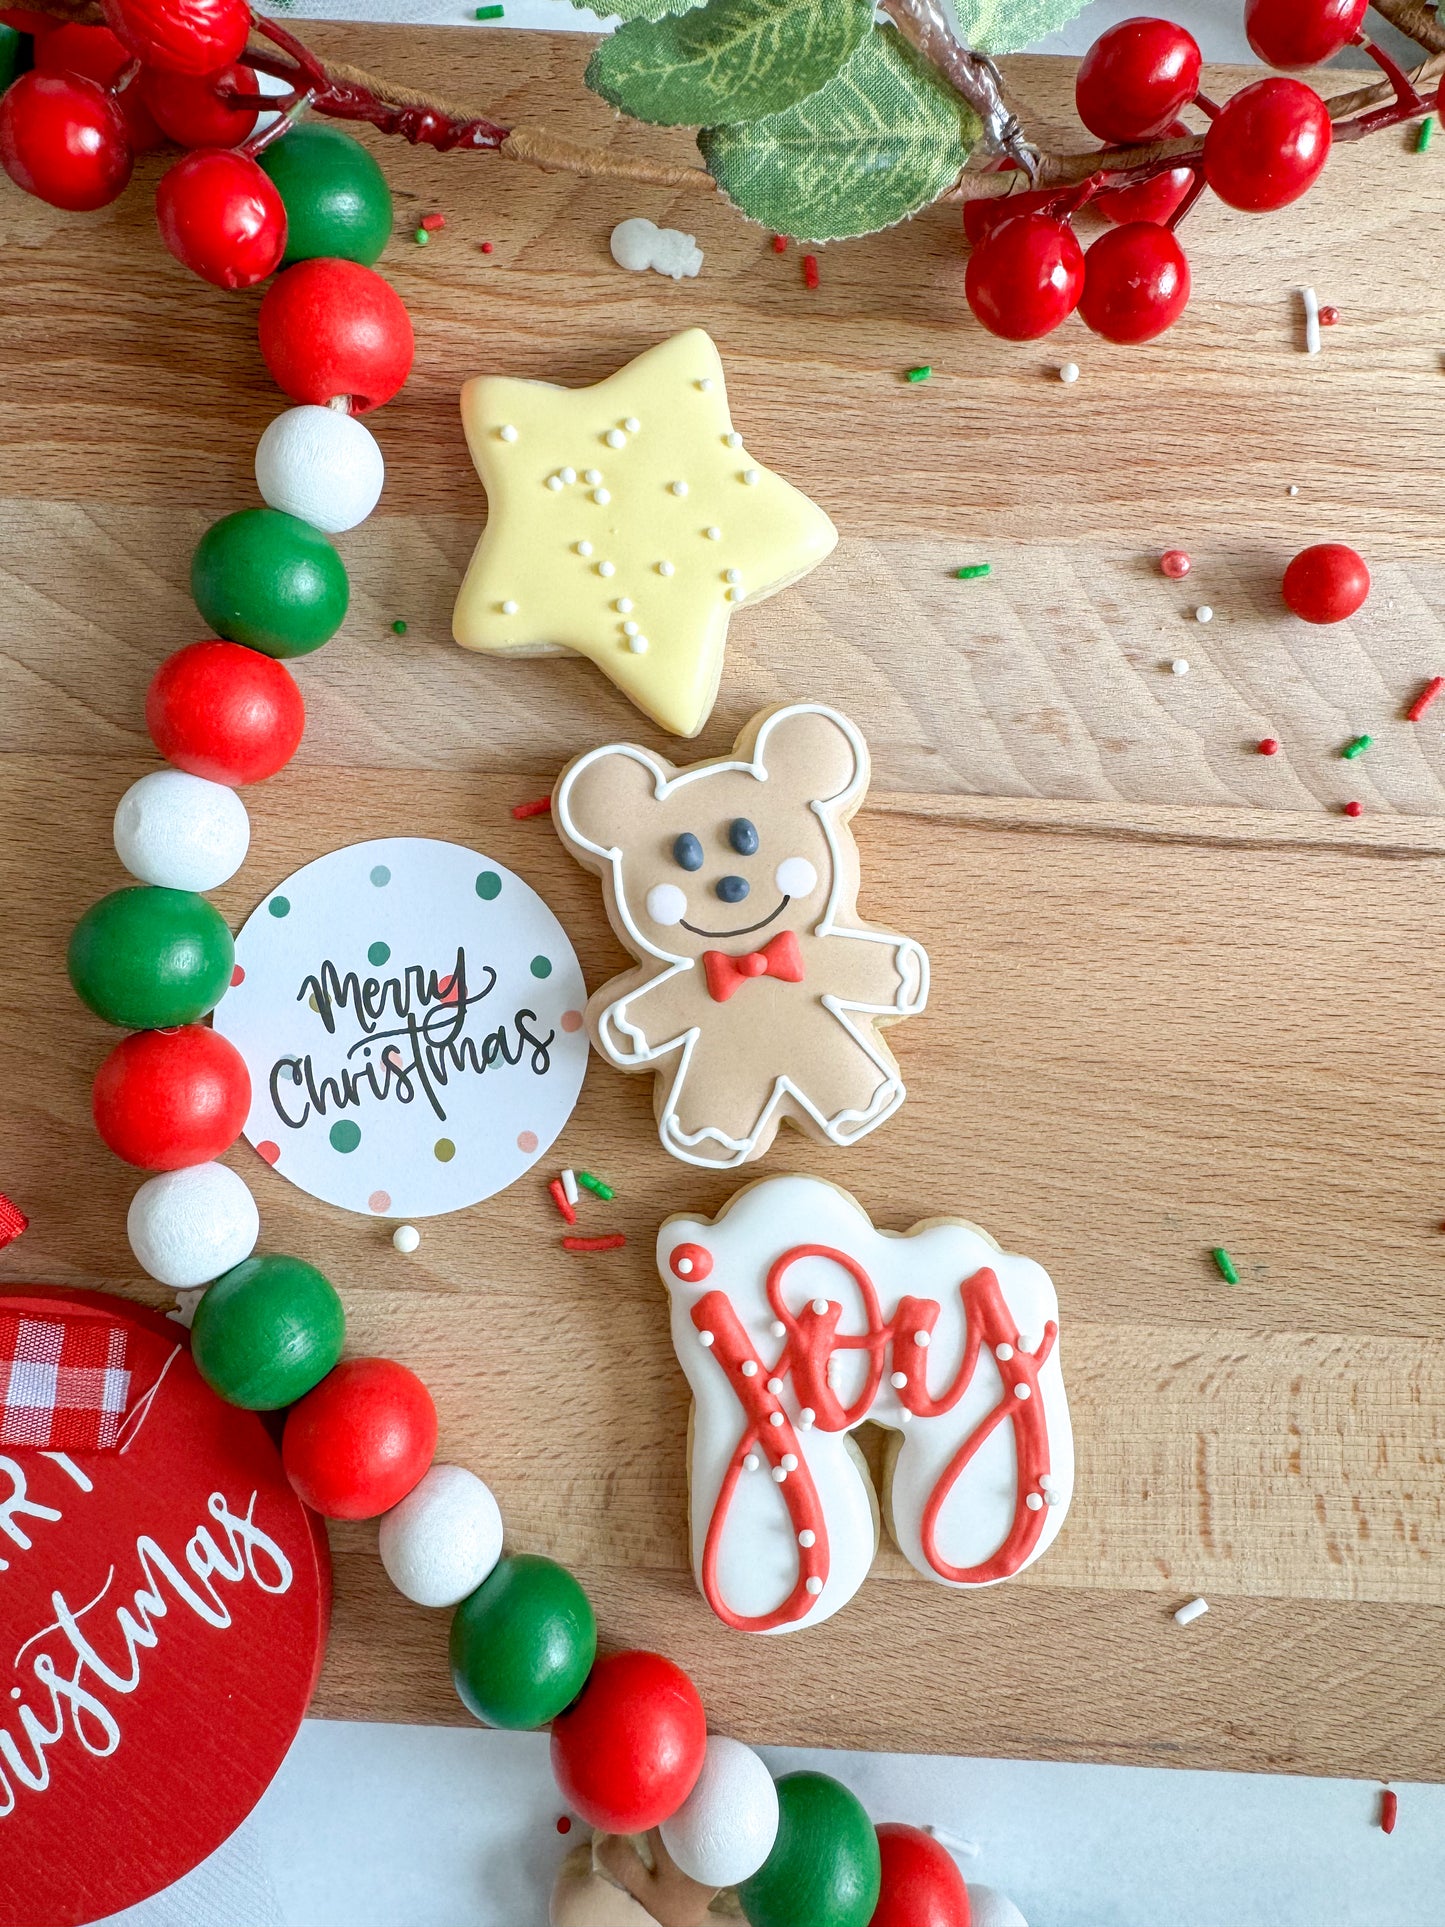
xmin=451 ymin=329 xmax=838 ymax=737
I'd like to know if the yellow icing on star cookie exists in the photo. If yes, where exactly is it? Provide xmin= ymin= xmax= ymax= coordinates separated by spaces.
xmin=451 ymin=329 xmax=838 ymax=738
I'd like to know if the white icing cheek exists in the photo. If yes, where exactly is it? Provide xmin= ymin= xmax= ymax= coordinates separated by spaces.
xmin=775 ymin=856 xmax=818 ymax=898
xmin=646 ymin=883 xmax=689 ymax=926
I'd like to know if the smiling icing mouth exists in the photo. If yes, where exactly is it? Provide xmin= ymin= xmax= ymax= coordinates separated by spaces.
xmin=681 ymin=895 xmax=790 ymax=940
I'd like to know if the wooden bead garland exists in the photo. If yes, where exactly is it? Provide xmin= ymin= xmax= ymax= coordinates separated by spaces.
xmin=113 ymin=767 xmax=251 ymax=892
xmin=378 ymin=1462 xmax=504 ymax=1608
xmin=126 ymin=1159 xmax=260 ymax=1288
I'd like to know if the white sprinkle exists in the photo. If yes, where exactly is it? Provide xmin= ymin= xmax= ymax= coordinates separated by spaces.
xmin=900 ymin=1408 xmax=913 ymax=1423
xmin=696 ymin=379 xmax=712 ymax=392
xmin=1174 ymin=1595 xmax=1210 ymax=1627
xmin=890 ymin=1371 xmax=908 ymax=1389
xmin=1195 ymin=605 xmax=1214 ymax=624
xmin=500 ymin=599 xmax=518 ymax=615
xmin=628 ymin=635 xmax=648 ymax=654
xmin=781 ymin=1453 xmax=797 ymax=1471
xmin=743 ymin=1452 xmax=760 ymax=1471
xmin=561 ymin=1168 xmax=578 ymax=1206
xmin=1014 ymin=1382 xmax=1031 ymax=1399
xmin=771 ymin=1319 xmax=787 ymax=1338
xmin=995 ymin=1343 xmax=1014 ymax=1361
xmin=624 ymin=416 xmax=640 ymax=432
xmin=1058 ymin=361 xmax=1080 ymax=384
xmin=593 ymin=487 xmax=611 ymax=505
xmin=726 ymin=586 xmax=743 ymax=602
xmin=1300 ymin=284 xmax=1321 ymax=356
xmin=1287 ymin=484 xmax=1300 ymax=497
xmin=1039 ymin=1473 xmax=1056 ymax=1492
xmin=799 ymin=1408 xmax=815 ymax=1427
xmin=560 ymin=467 xmax=577 ymax=485
xmin=1025 ymin=1492 xmax=1044 ymax=1511
xmin=1045 ymin=1489 xmax=1063 ymax=1506
xmin=724 ymin=431 xmax=742 ymax=448
xmin=698 ymin=1329 xmax=713 ymax=1347
xmin=622 ymin=620 xmax=640 ymax=637
xmin=575 ymin=540 xmax=593 ymax=557
xmin=657 ymin=560 xmax=674 ymax=577
xmin=671 ymin=480 xmax=688 ymax=497
xmin=614 ymin=597 xmax=633 ymax=613
xmin=705 ymin=526 xmax=722 ymax=541
xmin=812 ymin=1298 xmax=828 ymax=1316
xmin=914 ymin=1330 xmax=930 ymax=1348
xmin=741 ymin=1360 xmax=757 ymax=1377
xmin=498 ymin=424 xmax=518 ymax=442
xmin=769 ymin=1410 xmax=784 ymax=1426
xmin=391 ymin=1224 xmax=421 ymax=1254
xmin=1171 ymin=658 xmax=1190 ymax=676
xmin=772 ymin=1466 xmax=788 ymax=1483
xmin=742 ymin=469 xmax=759 ymax=486
xmin=767 ymin=1377 xmax=783 ymax=1394
xmin=605 ymin=428 xmax=626 ymax=449
xmin=805 ymin=1577 xmax=823 ymax=1595
xmin=798 ymin=1529 xmax=815 ymax=1548
xmin=724 ymin=568 xmax=741 ymax=584
xmin=546 ymin=475 xmax=563 ymax=491
xmin=924 ymin=1826 xmax=980 ymax=1859
xmin=583 ymin=468 xmax=601 ymax=485
xmin=597 ymin=560 xmax=615 ymax=578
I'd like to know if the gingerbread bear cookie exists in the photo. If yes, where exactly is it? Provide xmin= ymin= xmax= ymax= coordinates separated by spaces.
xmin=553 ymin=704 xmax=928 ymax=1168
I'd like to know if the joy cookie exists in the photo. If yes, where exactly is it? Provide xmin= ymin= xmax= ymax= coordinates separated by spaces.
xmin=553 ymin=704 xmax=928 ymax=1168
xmin=659 ymin=1175 xmax=1075 ymax=1635
xmin=452 ymin=329 xmax=837 ymax=738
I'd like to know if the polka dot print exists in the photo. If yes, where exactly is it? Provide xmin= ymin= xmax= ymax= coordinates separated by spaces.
xmin=561 ymin=1010 xmax=583 ymax=1033
xmin=330 ymin=1120 xmax=361 ymax=1153
xmin=230 ymin=964 xmax=245 ymax=987
xmin=368 ymin=1189 xmax=392 ymax=1213
xmin=368 ymin=942 xmax=391 ymax=967
xmin=475 ymin=872 xmax=502 ymax=901
xmin=434 ymin=1138 xmax=456 ymax=1163
xmin=370 ymin=866 xmax=391 ymax=887
xmin=530 ymin=955 xmax=552 ymax=979
xmin=269 ymin=897 xmax=290 ymax=918
xmin=256 ymin=1141 xmax=280 ymax=1165
xmin=517 ymin=1130 xmax=538 ymax=1153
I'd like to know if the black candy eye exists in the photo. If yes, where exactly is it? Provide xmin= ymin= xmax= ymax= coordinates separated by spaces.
xmin=673 ymin=833 xmax=704 ymax=871
xmin=729 ymin=818 xmax=759 ymax=857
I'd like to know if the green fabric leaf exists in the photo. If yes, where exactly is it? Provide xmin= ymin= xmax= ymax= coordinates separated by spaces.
xmin=568 ymin=0 xmax=704 ymax=22
xmin=699 ymin=29 xmax=978 ymax=243
xmin=952 ymin=0 xmax=1092 ymax=56
xmin=585 ymin=0 xmax=874 ymax=130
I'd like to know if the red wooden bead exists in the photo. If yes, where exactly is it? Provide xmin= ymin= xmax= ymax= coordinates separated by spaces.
xmin=282 ymin=1357 xmax=438 ymax=1520
xmin=258 ymin=258 xmax=415 ymax=414
xmin=156 ymin=149 xmax=287 ymax=291
xmin=92 ymin=1025 xmax=251 ymax=1170
xmin=1281 ymin=543 xmax=1370 ymax=624
xmin=146 ymin=641 xmax=306 ymax=785
xmin=870 ymin=1823 xmax=971 ymax=1927
xmin=550 ymin=1650 xmax=707 ymax=1835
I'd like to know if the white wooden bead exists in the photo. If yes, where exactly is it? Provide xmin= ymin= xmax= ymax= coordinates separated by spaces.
xmin=255 ymin=405 xmax=384 ymax=534
xmin=967 ymin=1888 xmax=1030 ymax=1927
xmin=658 ymin=1735 xmax=779 ymax=1886
xmin=113 ymin=770 xmax=250 ymax=893
xmin=378 ymin=1464 xmax=503 ymax=1608
xmin=127 ymin=1163 xmax=259 ymax=1290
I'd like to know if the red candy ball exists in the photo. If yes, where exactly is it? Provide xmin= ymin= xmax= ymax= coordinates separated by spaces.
xmin=282 ymin=1358 xmax=438 ymax=1520
xmin=147 ymin=641 xmax=306 ymax=785
xmin=258 ymin=259 xmax=415 ymax=414
xmin=156 ymin=149 xmax=287 ymax=290
xmin=870 ymin=1824 xmax=972 ymax=1927
xmin=92 ymin=1025 xmax=251 ymax=1170
xmin=0 ymin=71 xmax=132 ymax=212
xmin=102 ymin=0 xmax=251 ymax=78
xmin=1282 ymin=543 xmax=1370 ymax=624
xmin=142 ymin=62 xmax=259 ymax=150
xmin=550 ymin=1651 xmax=707 ymax=1835
xmin=1160 ymin=549 xmax=1191 ymax=579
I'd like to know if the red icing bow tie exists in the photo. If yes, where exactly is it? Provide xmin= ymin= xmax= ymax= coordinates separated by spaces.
xmin=703 ymin=931 xmax=804 ymax=1004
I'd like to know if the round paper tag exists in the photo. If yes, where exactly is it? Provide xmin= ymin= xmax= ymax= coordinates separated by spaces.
xmin=213 ymin=837 xmax=590 ymax=1217
xmin=0 ymin=1288 xmax=328 ymax=1927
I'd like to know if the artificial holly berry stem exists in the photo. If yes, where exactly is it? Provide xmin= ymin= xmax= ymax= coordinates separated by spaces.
xmin=1359 ymin=33 xmax=1425 ymax=110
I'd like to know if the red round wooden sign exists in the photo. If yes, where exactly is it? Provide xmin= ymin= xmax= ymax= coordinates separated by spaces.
xmin=0 ymin=1287 xmax=329 ymax=1926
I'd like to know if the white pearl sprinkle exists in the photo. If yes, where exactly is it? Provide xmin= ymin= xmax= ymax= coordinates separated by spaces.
xmin=671 ymin=480 xmax=688 ymax=497
xmin=744 ymin=1453 xmax=760 ymax=1471
xmin=628 ymin=635 xmax=648 ymax=654
xmin=741 ymin=1360 xmax=758 ymax=1377
xmin=812 ymin=1299 xmax=828 ymax=1316
xmin=500 ymin=599 xmax=518 ymax=615
xmin=583 ymin=468 xmax=601 ymax=485
xmin=1026 ymin=1492 xmax=1044 ymax=1511
xmin=900 ymin=1408 xmax=913 ymax=1423
xmin=575 ymin=540 xmax=593 ymax=557
xmin=1195 ymin=605 xmax=1214 ymax=624
xmin=770 ymin=1320 xmax=787 ymax=1338
xmin=769 ymin=1410 xmax=784 ymax=1426
xmin=391 ymin=1224 xmax=421 ymax=1254
xmin=698 ymin=1330 xmax=713 ymax=1346
xmin=724 ymin=568 xmax=741 ymax=584
xmin=696 ymin=379 xmax=712 ymax=391
xmin=593 ymin=487 xmax=611 ymax=505
xmin=1039 ymin=1473 xmax=1055 ymax=1491
xmin=1171 ymin=658 xmax=1190 ymax=676
xmin=614 ymin=598 xmax=633 ymax=613
xmin=546 ymin=475 xmax=563 ymax=491
xmin=805 ymin=1577 xmax=823 ymax=1595
xmin=560 ymin=467 xmax=577 ymax=485
xmin=1287 ymin=484 xmax=1300 ymax=497
xmin=705 ymin=526 xmax=722 ymax=541
xmin=605 ymin=429 xmax=625 ymax=449
xmin=597 ymin=560 xmax=615 ymax=577
xmin=622 ymin=620 xmax=640 ymax=637
xmin=726 ymin=586 xmax=743 ymax=602
xmin=498 ymin=424 xmax=518 ymax=442
xmin=799 ymin=1408 xmax=815 ymax=1427
xmin=675 ymin=1257 xmax=693 ymax=1276
xmin=914 ymin=1331 xmax=930 ymax=1348
xmin=724 ymin=431 xmax=742 ymax=448
xmin=1014 ymin=1383 xmax=1031 ymax=1399
xmin=890 ymin=1370 xmax=908 ymax=1389
xmin=996 ymin=1343 xmax=1014 ymax=1361
xmin=1046 ymin=1489 xmax=1063 ymax=1506
xmin=657 ymin=560 xmax=674 ymax=577
xmin=1058 ymin=362 xmax=1080 ymax=384
xmin=798 ymin=1529 xmax=816 ymax=1548
xmin=742 ymin=469 xmax=759 ymax=486
xmin=767 ymin=1377 xmax=783 ymax=1394
xmin=772 ymin=1467 xmax=788 ymax=1483
xmin=624 ymin=416 xmax=640 ymax=432
xmin=782 ymin=1454 xmax=798 ymax=1471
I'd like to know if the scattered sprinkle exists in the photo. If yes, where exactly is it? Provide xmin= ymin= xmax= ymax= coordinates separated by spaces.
xmin=556 ymin=1815 xmax=572 ymax=1835
xmin=511 ymin=795 xmax=552 ymax=820
xmin=391 ymin=1224 xmax=421 ymax=1255
xmin=1407 ymin=675 xmax=1444 ymax=722
xmin=1320 ymin=305 xmax=1340 ymax=327
xmin=474 ymin=3 xmax=504 ymax=15
xmin=1174 ymin=1596 xmax=1210 ymax=1627
xmin=1380 ymin=1788 xmax=1398 ymax=1835
xmin=1195 ymin=605 xmax=1214 ymax=624
xmin=549 ymin=1178 xmax=576 ymax=1226
xmin=1211 ymin=1247 xmax=1239 ymax=1285
xmin=563 ymin=1234 xmax=627 ymax=1253
xmin=561 ymin=1168 xmax=579 ymax=1207
xmin=480 ymin=241 xmax=494 ymax=254
xmin=1343 ymin=800 xmax=1364 ymax=817
xmin=578 ymin=1170 xmax=614 ymax=1200
xmin=803 ymin=253 xmax=820 ymax=291
xmin=1058 ymin=361 xmax=1080 ymax=384
xmin=420 ymin=212 xmax=446 ymax=232
xmin=1418 ymin=115 xmax=1434 ymax=153
xmin=1300 ymin=284 xmax=1321 ymax=356
xmin=1341 ymin=734 xmax=1373 ymax=760
xmin=955 ymin=563 xmax=991 ymax=581
xmin=1287 ymin=484 xmax=1301 ymax=497
xmin=1160 ymin=549 xmax=1191 ymax=579
xmin=1170 ymin=658 xmax=1190 ymax=677
xmin=390 ymin=618 xmax=408 ymax=635
xmin=905 ymin=365 xmax=932 ymax=383
xmin=1258 ymin=737 xmax=1280 ymax=756
xmin=414 ymin=228 xmax=430 ymax=246
xmin=772 ymin=234 xmax=788 ymax=253
xmin=923 ymin=1825 xmax=981 ymax=1858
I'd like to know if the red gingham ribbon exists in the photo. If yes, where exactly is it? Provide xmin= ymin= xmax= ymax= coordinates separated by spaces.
xmin=0 ymin=1195 xmax=27 ymax=1251
xmin=0 ymin=1312 xmax=131 ymax=1451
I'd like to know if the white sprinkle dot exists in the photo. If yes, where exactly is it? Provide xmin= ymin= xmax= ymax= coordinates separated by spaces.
xmin=1287 ymin=484 xmax=1300 ymax=497
xmin=500 ymin=599 xmax=518 ymax=615
xmin=675 ymin=1256 xmax=693 ymax=1276
xmin=798 ymin=1529 xmax=816 ymax=1548
xmin=1058 ymin=362 xmax=1080 ymax=384
xmin=742 ymin=469 xmax=759 ymax=486
xmin=1171 ymin=658 xmax=1190 ymax=676
xmin=744 ymin=1453 xmax=760 ymax=1471
xmin=705 ymin=526 xmax=722 ymax=541
xmin=1045 ymin=1489 xmax=1063 ymax=1506
xmin=615 ymin=597 xmax=633 ymax=613
xmin=767 ymin=1377 xmax=783 ymax=1394
xmin=799 ymin=1408 xmax=815 ymax=1427
xmin=624 ymin=416 xmax=640 ymax=432
xmin=726 ymin=586 xmax=743 ymax=602
xmin=805 ymin=1577 xmax=823 ymax=1595
xmin=698 ymin=1329 xmax=713 ymax=1346
xmin=890 ymin=1371 xmax=908 ymax=1389
xmin=627 ymin=635 xmax=648 ymax=654
xmin=656 ymin=560 xmax=674 ymax=577
xmin=900 ymin=1408 xmax=913 ymax=1423
xmin=583 ymin=468 xmax=601 ymax=485
xmin=546 ymin=475 xmax=563 ymax=491
xmin=995 ymin=1343 xmax=1014 ymax=1361
xmin=812 ymin=1299 xmax=828 ymax=1316
xmin=622 ymin=620 xmax=640 ymax=637
xmin=914 ymin=1330 xmax=930 ymax=1348
xmin=593 ymin=487 xmax=611 ymax=505
xmin=770 ymin=1320 xmax=787 ymax=1338
xmin=1195 ymin=605 xmax=1214 ymax=624
xmin=772 ymin=1467 xmax=788 ymax=1483
xmin=781 ymin=1453 xmax=797 ymax=1471
xmin=724 ymin=431 xmax=742 ymax=448
xmin=1014 ymin=1382 xmax=1031 ymax=1399
xmin=575 ymin=540 xmax=593 ymax=557
xmin=391 ymin=1224 xmax=420 ymax=1254
xmin=741 ymin=1360 xmax=758 ymax=1377
xmin=560 ymin=467 xmax=577 ymax=485
xmin=498 ymin=424 xmax=518 ymax=442
xmin=1026 ymin=1492 xmax=1044 ymax=1511
xmin=1174 ymin=1596 xmax=1210 ymax=1627
xmin=605 ymin=429 xmax=625 ymax=449
xmin=724 ymin=568 xmax=741 ymax=584
xmin=1039 ymin=1473 xmax=1056 ymax=1492
xmin=696 ymin=379 xmax=712 ymax=392
xmin=597 ymin=560 xmax=615 ymax=578
xmin=671 ymin=480 xmax=688 ymax=497
xmin=769 ymin=1410 xmax=784 ymax=1426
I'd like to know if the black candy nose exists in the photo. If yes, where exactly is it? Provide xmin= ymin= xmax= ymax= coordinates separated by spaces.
xmin=715 ymin=875 xmax=750 ymax=903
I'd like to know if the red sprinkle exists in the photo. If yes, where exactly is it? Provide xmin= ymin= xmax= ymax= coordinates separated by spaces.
xmin=1407 ymin=674 xmax=1444 ymax=722
xmin=419 ymin=213 xmax=446 ymax=232
xmin=556 ymin=1816 xmax=572 ymax=1835
xmin=0 ymin=1194 xmax=28 ymax=1250
xmin=511 ymin=795 xmax=552 ymax=820
xmin=548 ymin=1178 xmax=576 ymax=1226
xmin=1257 ymin=738 xmax=1279 ymax=756
xmin=1343 ymin=800 xmax=1363 ymax=817
xmin=1380 ymin=1788 xmax=1398 ymax=1834
xmin=803 ymin=252 xmax=820 ymax=290
xmin=1319 ymin=305 xmax=1340 ymax=326
xmin=480 ymin=241 xmax=494 ymax=254
xmin=563 ymin=1234 xmax=627 ymax=1253
xmin=771 ymin=234 xmax=788 ymax=252
xmin=1160 ymin=549 xmax=1191 ymax=579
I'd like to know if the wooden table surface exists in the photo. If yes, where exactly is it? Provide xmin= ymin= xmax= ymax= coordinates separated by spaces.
xmin=3 ymin=26 xmax=1444 ymax=1784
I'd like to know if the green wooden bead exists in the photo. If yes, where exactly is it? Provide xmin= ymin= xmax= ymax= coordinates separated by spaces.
xmin=0 ymin=24 xmax=30 ymax=97
xmin=449 ymin=1554 xmax=596 ymax=1731
xmin=190 ymin=1254 xmax=346 ymax=1411
xmin=259 ymin=125 xmax=394 ymax=268
xmin=68 ymin=886 xmax=234 ymax=1029
xmin=192 ymin=509 xmax=348 ymax=660
xmin=738 ymin=1772 xmax=881 ymax=1927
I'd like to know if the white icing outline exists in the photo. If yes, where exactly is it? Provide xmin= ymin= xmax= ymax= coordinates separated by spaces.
xmin=555 ymin=705 xmax=930 ymax=1168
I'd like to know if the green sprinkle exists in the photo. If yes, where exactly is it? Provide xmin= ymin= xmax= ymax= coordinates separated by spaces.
xmin=578 ymin=1171 xmax=614 ymax=1201
xmin=414 ymin=227 xmax=430 ymax=245
xmin=474 ymin=3 xmax=504 ymax=15
xmin=1418 ymin=115 xmax=1434 ymax=153
xmin=391 ymin=619 xmax=408 ymax=635
xmin=1211 ymin=1247 xmax=1239 ymax=1286
xmin=905 ymin=365 xmax=932 ymax=383
xmin=1341 ymin=734 xmax=1373 ymax=760
xmin=955 ymin=563 xmax=991 ymax=581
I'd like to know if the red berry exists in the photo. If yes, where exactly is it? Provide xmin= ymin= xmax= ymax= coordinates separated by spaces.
xmin=156 ymin=148 xmax=286 ymax=289
xmin=965 ymin=212 xmax=1085 ymax=341
xmin=871 ymin=1823 xmax=971 ymax=1927
xmin=1076 ymin=17 xmax=1202 ymax=144
xmin=258 ymin=258 xmax=415 ymax=413
xmin=1160 ymin=549 xmax=1191 ymax=578
xmin=282 ymin=1358 xmax=438 ymax=1520
xmin=1080 ymin=221 xmax=1190 ymax=344
xmin=962 ymin=181 xmax=1057 ymax=246
xmin=1095 ymin=119 xmax=1193 ymax=226
xmin=93 ymin=1025 xmax=250 ymax=1169
xmin=0 ymin=71 xmax=132 ymax=211
xmin=36 ymin=23 xmax=164 ymax=151
xmin=1245 ymin=0 xmax=1367 ymax=70
xmin=550 ymin=1652 xmax=707 ymax=1835
xmin=146 ymin=640 xmax=306 ymax=785
xmin=101 ymin=0 xmax=250 ymax=78
xmin=1204 ymin=78 xmax=1332 ymax=212
xmin=142 ymin=61 xmax=258 ymax=149
xmin=1282 ymin=543 xmax=1369 ymax=623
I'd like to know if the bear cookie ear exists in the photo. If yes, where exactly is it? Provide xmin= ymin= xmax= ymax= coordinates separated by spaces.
xmin=555 ymin=742 xmax=668 ymax=858
xmin=751 ymin=704 xmax=867 ymax=811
